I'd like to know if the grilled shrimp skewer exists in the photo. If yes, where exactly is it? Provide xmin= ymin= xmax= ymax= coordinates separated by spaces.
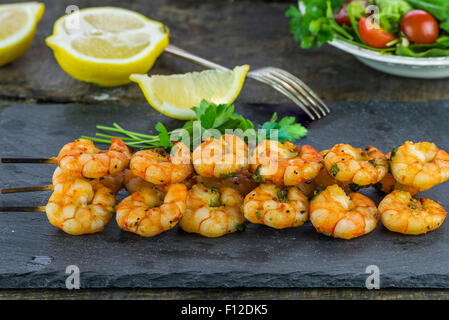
xmin=379 ymin=190 xmax=447 ymax=235
xmin=250 ymin=140 xmax=323 ymax=186
xmin=2 ymin=167 xmax=124 ymax=195
xmin=116 ymin=184 xmax=188 ymax=237
xmin=2 ymin=138 xmax=131 ymax=179
xmin=130 ymin=142 xmax=192 ymax=185
xmin=310 ymin=185 xmax=379 ymax=240
xmin=390 ymin=141 xmax=449 ymax=191
xmin=46 ymin=179 xmax=116 ymax=235
xmin=323 ymin=144 xmax=388 ymax=188
xmin=179 ymin=184 xmax=245 ymax=238
xmin=374 ymin=152 xmax=423 ymax=196
xmin=243 ymin=183 xmax=309 ymax=229
xmin=1 ymin=177 xmax=116 ymax=235
xmin=193 ymin=134 xmax=249 ymax=179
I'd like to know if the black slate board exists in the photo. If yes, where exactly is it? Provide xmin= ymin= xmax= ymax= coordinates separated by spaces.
xmin=1 ymin=100 xmax=449 ymax=289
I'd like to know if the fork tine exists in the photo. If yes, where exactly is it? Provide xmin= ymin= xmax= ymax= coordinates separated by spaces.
xmin=248 ymin=73 xmax=316 ymax=120
xmin=252 ymin=71 xmax=322 ymax=119
xmin=273 ymin=68 xmax=330 ymax=114
xmin=262 ymin=73 xmax=322 ymax=119
xmin=268 ymin=69 xmax=328 ymax=117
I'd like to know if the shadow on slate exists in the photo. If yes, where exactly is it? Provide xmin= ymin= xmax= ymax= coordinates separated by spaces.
xmin=1 ymin=100 xmax=449 ymax=289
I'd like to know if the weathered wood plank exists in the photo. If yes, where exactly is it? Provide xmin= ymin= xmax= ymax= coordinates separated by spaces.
xmin=1 ymin=288 xmax=449 ymax=300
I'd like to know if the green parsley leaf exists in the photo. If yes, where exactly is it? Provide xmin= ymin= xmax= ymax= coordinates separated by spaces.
xmin=261 ymin=112 xmax=308 ymax=143
xmin=276 ymin=189 xmax=288 ymax=202
xmin=256 ymin=211 xmax=261 ymax=219
xmin=236 ymin=223 xmax=246 ymax=232
xmin=155 ymin=122 xmax=173 ymax=149
xmin=251 ymin=166 xmax=263 ymax=183
xmin=330 ymin=164 xmax=339 ymax=176
xmin=389 ymin=146 xmax=398 ymax=162
xmin=183 ymin=100 xmax=256 ymax=150
xmin=368 ymin=159 xmax=387 ymax=167
xmin=219 ymin=172 xmax=237 ymax=179
xmin=210 ymin=199 xmax=222 ymax=207
xmin=208 ymin=186 xmax=222 ymax=207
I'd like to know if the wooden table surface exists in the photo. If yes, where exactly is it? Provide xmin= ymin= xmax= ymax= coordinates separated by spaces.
xmin=1 ymin=0 xmax=449 ymax=299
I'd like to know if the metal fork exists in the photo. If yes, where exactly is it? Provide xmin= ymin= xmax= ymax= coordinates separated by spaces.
xmin=164 ymin=44 xmax=330 ymax=120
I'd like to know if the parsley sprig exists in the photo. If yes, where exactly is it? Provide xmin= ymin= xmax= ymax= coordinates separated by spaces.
xmin=82 ymin=100 xmax=308 ymax=150
xmin=81 ymin=122 xmax=179 ymax=149
xmin=181 ymin=100 xmax=256 ymax=149
xmin=261 ymin=112 xmax=308 ymax=143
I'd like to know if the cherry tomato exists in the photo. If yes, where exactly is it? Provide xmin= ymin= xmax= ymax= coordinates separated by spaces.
xmin=358 ymin=17 xmax=397 ymax=49
xmin=334 ymin=0 xmax=362 ymax=26
xmin=334 ymin=7 xmax=351 ymax=26
xmin=400 ymin=10 xmax=439 ymax=44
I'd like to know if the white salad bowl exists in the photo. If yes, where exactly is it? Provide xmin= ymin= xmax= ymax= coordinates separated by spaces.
xmin=329 ymin=39 xmax=449 ymax=79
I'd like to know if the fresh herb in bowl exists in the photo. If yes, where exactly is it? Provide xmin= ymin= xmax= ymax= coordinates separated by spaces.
xmin=286 ymin=0 xmax=449 ymax=57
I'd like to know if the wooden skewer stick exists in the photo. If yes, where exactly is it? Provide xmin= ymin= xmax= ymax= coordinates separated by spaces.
xmin=1 ymin=185 xmax=53 ymax=194
xmin=0 ymin=206 xmax=46 ymax=212
xmin=1 ymin=157 xmax=57 ymax=164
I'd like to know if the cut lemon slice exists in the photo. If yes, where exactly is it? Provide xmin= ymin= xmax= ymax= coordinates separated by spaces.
xmin=0 ymin=2 xmax=45 ymax=67
xmin=45 ymin=7 xmax=169 ymax=86
xmin=130 ymin=65 xmax=250 ymax=120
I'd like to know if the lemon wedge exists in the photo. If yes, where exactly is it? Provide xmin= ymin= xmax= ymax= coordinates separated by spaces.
xmin=130 ymin=65 xmax=250 ymax=120
xmin=45 ymin=7 xmax=169 ymax=86
xmin=0 ymin=2 xmax=45 ymax=67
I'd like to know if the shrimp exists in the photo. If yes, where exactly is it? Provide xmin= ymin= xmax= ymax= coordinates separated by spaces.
xmin=378 ymin=190 xmax=447 ymax=235
xmin=116 ymin=184 xmax=187 ymax=237
xmin=314 ymin=150 xmax=351 ymax=192
xmin=124 ymin=169 xmax=156 ymax=194
xmin=192 ymin=134 xmax=249 ymax=178
xmin=373 ymin=151 xmax=422 ymax=195
xmin=46 ymin=179 xmax=116 ymax=235
xmin=309 ymin=184 xmax=379 ymax=239
xmin=130 ymin=142 xmax=193 ymax=185
xmin=324 ymin=144 xmax=388 ymax=187
xmin=187 ymin=170 xmax=258 ymax=196
xmin=250 ymin=140 xmax=323 ymax=186
xmin=390 ymin=141 xmax=449 ymax=191
xmin=52 ymin=167 xmax=124 ymax=194
xmin=57 ymin=138 xmax=131 ymax=179
xmin=179 ymin=184 xmax=245 ymax=238
xmin=243 ymin=183 xmax=309 ymax=229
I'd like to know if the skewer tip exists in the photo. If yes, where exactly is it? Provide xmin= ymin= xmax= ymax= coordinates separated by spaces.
xmin=0 ymin=206 xmax=46 ymax=213
xmin=1 ymin=157 xmax=57 ymax=164
xmin=1 ymin=185 xmax=53 ymax=194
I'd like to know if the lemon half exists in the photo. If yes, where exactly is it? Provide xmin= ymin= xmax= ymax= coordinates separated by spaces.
xmin=46 ymin=7 xmax=169 ymax=86
xmin=0 ymin=2 xmax=45 ymax=67
xmin=130 ymin=65 xmax=250 ymax=120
